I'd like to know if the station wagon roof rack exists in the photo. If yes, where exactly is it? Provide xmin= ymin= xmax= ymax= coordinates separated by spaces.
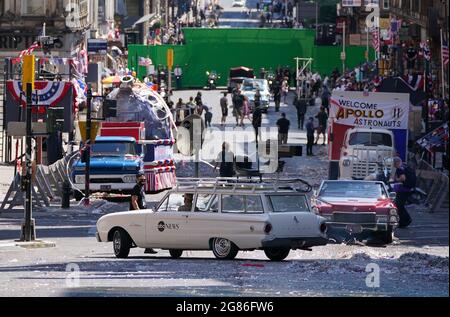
xmin=175 ymin=177 xmax=312 ymax=193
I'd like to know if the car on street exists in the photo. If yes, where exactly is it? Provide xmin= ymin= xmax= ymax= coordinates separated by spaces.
xmin=311 ymin=180 xmax=398 ymax=244
xmin=96 ymin=179 xmax=328 ymax=261
xmin=232 ymin=0 xmax=246 ymax=7
xmin=227 ymin=66 xmax=254 ymax=93
xmin=72 ymin=136 xmax=144 ymax=200
xmin=241 ymin=78 xmax=271 ymax=112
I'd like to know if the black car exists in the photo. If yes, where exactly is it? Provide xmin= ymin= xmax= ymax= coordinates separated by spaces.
xmin=227 ymin=66 xmax=254 ymax=93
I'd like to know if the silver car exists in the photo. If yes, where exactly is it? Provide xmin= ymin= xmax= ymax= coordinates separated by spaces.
xmin=241 ymin=78 xmax=271 ymax=112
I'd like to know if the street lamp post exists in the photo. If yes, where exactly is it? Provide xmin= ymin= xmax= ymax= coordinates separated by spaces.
xmin=342 ymin=20 xmax=346 ymax=75
xmin=84 ymin=88 xmax=92 ymax=206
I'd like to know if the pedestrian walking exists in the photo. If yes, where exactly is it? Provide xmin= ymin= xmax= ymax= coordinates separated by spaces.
xmin=294 ymin=94 xmax=307 ymax=130
xmin=204 ymin=107 xmax=213 ymax=127
xmin=232 ymin=89 xmax=245 ymax=126
xmin=214 ymin=142 xmax=235 ymax=177
xmin=195 ymin=91 xmax=202 ymax=105
xmin=305 ymin=117 xmax=315 ymax=156
xmin=392 ymin=157 xmax=415 ymax=228
xmin=273 ymin=82 xmax=281 ymax=112
xmin=321 ymin=85 xmax=331 ymax=114
xmin=252 ymin=105 xmax=263 ymax=142
xmin=315 ymin=106 xmax=328 ymax=145
xmin=276 ymin=112 xmax=290 ymax=145
xmin=196 ymin=101 xmax=206 ymax=116
xmin=254 ymin=89 xmax=262 ymax=109
xmin=220 ymin=92 xmax=228 ymax=126
xmin=130 ymin=173 xmax=157 ymax=254
xmin=175 ymin=98 xmax=185 ymax=124
xmin=243 ymin=96 xmax=251 ymax=122
xmin=281 ymin=77 xmax=289 ymax=104
xmin=186 ymin=96 xmax=196 ymax=116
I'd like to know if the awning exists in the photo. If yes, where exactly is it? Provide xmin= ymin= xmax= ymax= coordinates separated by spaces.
xmin=133 ymin=13 xmax=159 ymax=28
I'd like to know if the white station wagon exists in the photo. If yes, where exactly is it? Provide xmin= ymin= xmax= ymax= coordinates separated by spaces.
xmin=96 ymin=179 xmax=328 ymax=261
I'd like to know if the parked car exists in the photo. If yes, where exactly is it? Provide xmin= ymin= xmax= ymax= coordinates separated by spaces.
xmin=96 ymin=179 xmax=328 ymax=261
xmin=227 ymin=66 xmax=254 ymax=93
xmin=311 ymin=180 xmax=398 ymax=244
xmin=232 ymin=0 xmax=246 ymax=7
xmin=241 ymin=78 xmax=271 ymax=112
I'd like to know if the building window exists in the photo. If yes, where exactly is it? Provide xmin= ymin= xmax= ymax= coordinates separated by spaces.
xmin=21 ymin=0 xmax=47 ymax=16
xmin=364 ymin=0 xmax=379 ymax=6
xmin=79 ymin=0 xmax=88 ymax=15
xmin=383 ymin=0 xmax=389 ymax=9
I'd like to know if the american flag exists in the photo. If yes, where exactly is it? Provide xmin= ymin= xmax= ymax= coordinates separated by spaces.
xmin=372 ymin=28 xmax=380 ymax=53
xmin=442 ymin=40 xmax=449 ymax=66
xmin=420 ymin=42 xmax=431 ymax=61
xmin=342 ymin=0 xmax=362 ymax=6
xmin=18 ymin=41 xmax=41 ymax=59
xmin=17 ymin=29 xmax=43 ymax=59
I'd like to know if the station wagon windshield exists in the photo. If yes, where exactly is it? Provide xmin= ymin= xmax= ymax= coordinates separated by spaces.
xmin=269 ymin=195 xmax=309 ymax=212
xmin=91 ymin=142 xmax=136 ymax=156
xmin=319 ymin=182 xmax=386 ymax=198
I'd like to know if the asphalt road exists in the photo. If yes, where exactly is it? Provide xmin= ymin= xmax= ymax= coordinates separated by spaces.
xmin=0 ymin=208 xmax=447 ymax=297
xmin=0 ymin=89 xmax=448 ymax=297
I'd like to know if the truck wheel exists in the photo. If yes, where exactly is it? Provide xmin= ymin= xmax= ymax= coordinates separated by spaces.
xmin=169 ymin=249 xmax=183 ymax=259
xmin=74 ymin=191 xmax=84 ymax=201
xmin=211 ymin=238 xmax=238 ymax=260
xmin=264 ymin=248 xmax=290 ymax=261
xmin=113 ymin=229 xmax=131 ymax=258
xmin=378 ymin=226 xmax=394 ymax=245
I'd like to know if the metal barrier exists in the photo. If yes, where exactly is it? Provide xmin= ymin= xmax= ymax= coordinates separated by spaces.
xmin=0 ymin=156 xmax=71 ymax=212
xmin=410 ymin=152 xmax=449 ymax=213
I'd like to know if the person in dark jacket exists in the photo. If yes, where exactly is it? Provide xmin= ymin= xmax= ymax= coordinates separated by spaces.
xmin=276 ymin=112 xmax=290 ymax=145
xmin=315 ymin=106 xmax=328 ymax=145
xmin=130 ymin=173 xmax=157 ymax=254
xmin=252 ymin=105 xmax=263 ymax=142
xmin=392 ymin=157 xmax=413 ymax=228
xmin=294 ymin=94 xmax=307 ymax=129
xmin=214 ymin=142 xmax=235 ymax=177
xmin=273 ymin=82 xmax=281 ymax=112
xmin=305 ymin=117 xmax=315 ymax=156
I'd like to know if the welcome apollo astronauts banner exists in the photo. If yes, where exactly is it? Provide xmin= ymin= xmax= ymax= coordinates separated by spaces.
xmin=329 ymin=91 xmax=410 ymax=161
xmin=330 ymin=91 xmax=410 ymax=130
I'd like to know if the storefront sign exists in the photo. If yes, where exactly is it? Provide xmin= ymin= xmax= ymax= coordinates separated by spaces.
xmin=87 ymin=39 xmax=108 ymax=54
xmin=0 ymin=33 xmax=64 ymax=50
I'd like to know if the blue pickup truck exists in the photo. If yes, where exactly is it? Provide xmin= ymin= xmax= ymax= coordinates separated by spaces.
xmin=72 ymin=136 xmax=144 ymax=200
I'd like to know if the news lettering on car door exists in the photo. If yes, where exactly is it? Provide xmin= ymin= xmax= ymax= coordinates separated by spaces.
xmin=157 ymin=221 xmax=180 ymax=232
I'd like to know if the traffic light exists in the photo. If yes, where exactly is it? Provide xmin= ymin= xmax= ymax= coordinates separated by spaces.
xmin=46 ymin=107 xmax=64 ymax=133
xmin=316 ymin=24 xmax=336 ymax=45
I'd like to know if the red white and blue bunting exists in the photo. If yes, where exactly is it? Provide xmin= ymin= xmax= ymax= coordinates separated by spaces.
xmin=6 ymin=80 xmax=72 ymax=110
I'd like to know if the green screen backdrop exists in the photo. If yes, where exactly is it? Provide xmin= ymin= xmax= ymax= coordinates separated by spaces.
xmin=128 ymin=28 xmax=371 ymax=88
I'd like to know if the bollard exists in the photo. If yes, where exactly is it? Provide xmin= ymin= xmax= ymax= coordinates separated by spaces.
xmin=62 ymin=181 xmax=72 ymax=209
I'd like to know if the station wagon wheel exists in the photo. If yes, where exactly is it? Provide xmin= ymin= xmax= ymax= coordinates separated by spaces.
xmin=113 ymin=229 xmax=131 ymax=258
xmin=211 ymin=238 xmax=238 ymax=260
xmin=264 ymin=247 xmax=290 ymax=261
xmin=169 ymin=249 xmax=183 ymax=259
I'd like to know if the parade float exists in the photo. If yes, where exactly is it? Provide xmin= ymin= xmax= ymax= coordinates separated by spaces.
xmin=74 ymin=75 xmax=177 ymax=195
